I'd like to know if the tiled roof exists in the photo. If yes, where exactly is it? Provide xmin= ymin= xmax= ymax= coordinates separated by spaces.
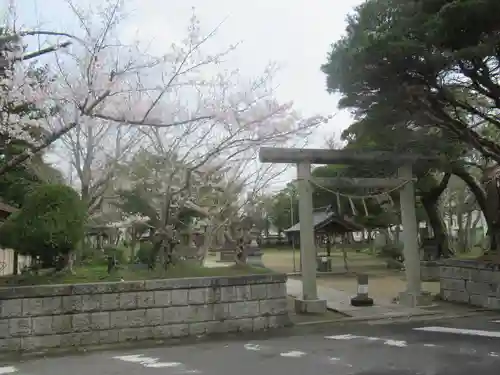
xmin=284 ymin=210 xmax=334 ymax=233
xmin=284 ymin=203 xmax=363 ymax=233
xmin=0 ymin=200 xmax=17 ymax=213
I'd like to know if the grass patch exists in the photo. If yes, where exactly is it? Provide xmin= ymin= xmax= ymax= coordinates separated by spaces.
xmin=455 ymin=246 xmax=484 ymax=259
xmin=0 ymin=262 xmax=273 ymax=286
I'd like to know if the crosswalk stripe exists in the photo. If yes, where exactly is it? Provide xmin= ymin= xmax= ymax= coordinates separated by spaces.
xmin=0 ymin=367 xmax=17 ymax=374
xmin=324 ymin=334 xmax=408 ymax=347
xmin=280 ymin=351 xmax=306 ymax=357
xmin=113 ymin=354 xmax=200 ymax=373
xmin=414 ymin=326 xmax=500 ymax=338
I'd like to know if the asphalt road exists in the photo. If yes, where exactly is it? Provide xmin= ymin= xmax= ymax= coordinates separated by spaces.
xmin=4 ymin=314 xmax=500 ymax=375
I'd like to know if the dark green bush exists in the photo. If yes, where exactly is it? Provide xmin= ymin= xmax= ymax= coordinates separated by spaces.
xmin=136 ymin=241 xmax=155 ymax=264
xmin=0 ymin=184 xmax=86 ymax=262
xmin=377 ymin=243 xmax=404 ymax=269
xmin=103 ymin=245 xmax=128 ymax=264
xmin=79 ymin=247 xmax=108 ymax=266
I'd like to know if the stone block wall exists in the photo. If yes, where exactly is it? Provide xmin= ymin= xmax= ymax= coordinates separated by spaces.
xmin=0 ymin=273 xmax=290 ymax=352
xmin=440 ymin=259 xmax=500 ymax=309
xmin=421 ymin=261 xmax=440 ymax=282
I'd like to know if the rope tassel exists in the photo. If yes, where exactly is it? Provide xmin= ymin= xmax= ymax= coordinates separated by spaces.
xmin=362 ymin=198 xmax=369 ymax=216
xmin=386 ymin=193 xmax=394 ymax=207
xmin=348 ymin=197 xmax=357 ymax=216
xmin=307 ymin=178 xmax=403 ymax=218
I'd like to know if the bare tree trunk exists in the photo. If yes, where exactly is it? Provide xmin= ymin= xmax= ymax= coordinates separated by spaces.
xmin=452 ymin=162 xmax=496 ymax=252
xmin=419 ymin=172 xmax=453 ymax=258
xmin=341 ymin=234 xmax=349 ymax=271
xmin=197 ymin=223 xmax=217 ymax=265
xmin=63 ymin=252 xmax=75 ymax=274
xmin=379 ymin=228 xmax=392 ymax=245
xmin=422 ymin=197 xmax=453 ymax=258
xmin=469 ymin=213 xmax=481 ymax=247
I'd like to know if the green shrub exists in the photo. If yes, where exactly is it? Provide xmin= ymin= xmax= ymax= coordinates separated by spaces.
xmin=79 ymin=247 xmax=107 ymax=266
xmin=136 ymin=241 xmax=155 ymax=264
xmin=103 ymin=245 xmax=128 ymax=264
xmin=0 ymin=184 xmax=86 ymax=263
xmin=377 ymin=243 xmax=404 ymax=269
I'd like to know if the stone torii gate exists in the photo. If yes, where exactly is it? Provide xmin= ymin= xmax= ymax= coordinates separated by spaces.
xmin=259 ymin=147 xmax=438 ymax=313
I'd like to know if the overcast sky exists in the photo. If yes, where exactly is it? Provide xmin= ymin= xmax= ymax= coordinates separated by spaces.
xmin=13 ymin=0 xmax=363 ymax=189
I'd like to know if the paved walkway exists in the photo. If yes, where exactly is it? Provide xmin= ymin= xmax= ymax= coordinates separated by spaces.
xmin=286 ymin=278 xmax=437 ymax=319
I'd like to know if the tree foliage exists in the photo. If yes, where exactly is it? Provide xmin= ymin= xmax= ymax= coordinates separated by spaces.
xmin=321 ymin=0 xmax=500 ymax=252
xmin=0 ymin=184 xmax=86 ymax=261
xmin=267 ymin=183 xmax=298 ymax=234
xmin=322 ymin=0 xmax=500 ymax=161
xmin=0 ymin=28 xmax=63 ymax=207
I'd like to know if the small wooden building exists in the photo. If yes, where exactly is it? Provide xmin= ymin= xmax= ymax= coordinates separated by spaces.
xmin=0 ymin=200 xmax=17 ymax=221
xmin=0 ymin=200 xmax=31 ymax=276
xmin=284 ymin=206 xmax=363 ymax=251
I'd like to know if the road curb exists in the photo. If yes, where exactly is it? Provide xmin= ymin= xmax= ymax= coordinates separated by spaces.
xmin=294 ymin=312 xmax=440 ymax=326
xmin=293 ymin=309 xmax=495 ymax=326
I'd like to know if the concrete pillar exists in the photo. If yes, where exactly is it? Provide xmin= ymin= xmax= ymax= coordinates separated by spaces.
xmin=398 ymin=164 xmax=424 ymax=307
xmin=295 ymin=163 xmax=326 ymax=313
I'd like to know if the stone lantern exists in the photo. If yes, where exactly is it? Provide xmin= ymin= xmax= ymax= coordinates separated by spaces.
xmin=246 ymin=226 xmax=264 ymax=267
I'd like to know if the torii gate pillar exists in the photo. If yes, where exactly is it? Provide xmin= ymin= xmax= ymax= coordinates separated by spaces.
xmin=398 ymin=164 xmax=424 ymax=306
xmin=295 ymin=162 xmax=327 ymax=313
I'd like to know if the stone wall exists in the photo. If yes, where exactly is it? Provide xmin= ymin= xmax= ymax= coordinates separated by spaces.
xmin=421 ymin=261 xmax=440 ymax=282
xmin=0 ymin=273 xmax=289 ymax=352
xmin=440 ymin=259 xmax=500 ymax=308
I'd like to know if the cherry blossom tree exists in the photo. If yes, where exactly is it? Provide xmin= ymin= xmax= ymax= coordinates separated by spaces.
xmin=4 ymin=1 xmax=331 ymax=269
xmin=192 ymin=158 xmax=288 ymax=265
xmin=0 ymin=16 xmax=83 ymax=173
xmin=0 ymin=0 xmax=238 ymax=175
xmin=110 ymin=58 xmax=329 ymax=267
xmin=59 ymin=120 xmax=145 ymax=215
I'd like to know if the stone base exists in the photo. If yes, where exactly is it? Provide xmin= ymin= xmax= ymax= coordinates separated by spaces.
xmin=420 ymin=260 xmax=440 ymax=282
xmin=398 ymin=291 xmax=433 ymax=308
xmin=316 ymin=257 xmax=333 ymax=272
xmin=294 ymin=298 xmax=327 ymax=314
xmin=217 ymin=251 xmax=234 ymax=262
xmin=350 ymin=295 xmax=374 ymax=307
xmin=247 ymin=253 xmax=264 ymax=267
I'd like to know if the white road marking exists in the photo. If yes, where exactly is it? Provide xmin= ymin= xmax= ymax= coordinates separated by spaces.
xmin=423 ymin=343 xmax=439 ymax=348
xmin=280 ymin=350 xmax=306 ymax=358
xmin=384 ymin=339 xmax=407 ymax=347
xmin=244 ymin=343 xmax=261 ymax=351
xmin=489 ymin=352 xmax=499 ymax=357
xmin=414 ymin=326 xmax=500 ymax=338
xmin=328 ymin=358 xmax=353 ymax=367
xmin=325 ymin=334 xmax=361 ymax=341
xmin=144 ymin=362 xmax=184 ymax=368
xmin=114 ymin=355 xmax=149 ymax=363
xmin=492 ymin=320 xmax=500 ymax=323
xmin=0 ymin=367 xmax=17 ymax=374
xmin=325 ymin=334 xmax=407 ymax=347
xmin=113 ymin=354 xmax=199 ymax=373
